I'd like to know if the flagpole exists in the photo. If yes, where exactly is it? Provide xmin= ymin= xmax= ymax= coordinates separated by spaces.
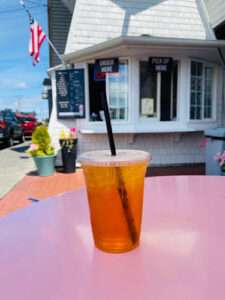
xmin=19 ymin=0 xmax=65 ymax=66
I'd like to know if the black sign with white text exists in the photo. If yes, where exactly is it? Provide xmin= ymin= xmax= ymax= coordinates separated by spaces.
xmin=56 ymin=69 xmax=85 ymax=119
xmin=149 ymin=57 xmax=173 ymax=72
xmin=95 ymin=58 xmax=119 ymax=73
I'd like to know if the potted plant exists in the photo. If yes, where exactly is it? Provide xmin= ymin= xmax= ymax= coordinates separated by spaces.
xmin=214 ymin=151 xmax=225 ymax=176
xmin=27 ymin=125 xmax=56 ymax=176
xmin=59 ymin=128 xmax=78 ymax=173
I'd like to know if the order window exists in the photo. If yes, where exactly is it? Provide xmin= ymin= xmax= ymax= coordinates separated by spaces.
xmin=139 ymin=61 xmax=178 ymax=121
xmin=190 ymin=60 xmax=213 ymax=120
xmin=88 ymin=61 xmax=128 ymax=121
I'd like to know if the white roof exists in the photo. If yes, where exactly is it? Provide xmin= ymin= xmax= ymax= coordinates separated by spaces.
xmin=203 ymin=0 xmax=225 ymax=28
xmin=65 ymin=0 xmax=215 ymax=54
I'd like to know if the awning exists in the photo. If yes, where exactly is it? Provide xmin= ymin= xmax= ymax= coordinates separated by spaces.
xmin=61 ymin=35 xmax=225 ymax=65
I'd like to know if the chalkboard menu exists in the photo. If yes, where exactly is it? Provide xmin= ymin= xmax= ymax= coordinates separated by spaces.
xmin=56 ymin=69 xmax=85 ymax=119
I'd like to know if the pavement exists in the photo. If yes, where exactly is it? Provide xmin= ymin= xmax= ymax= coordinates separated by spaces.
xmin=0 ymin=140 xmax=36 ymax=199
xmin=0 ymin=169 xmax=85 ymax=218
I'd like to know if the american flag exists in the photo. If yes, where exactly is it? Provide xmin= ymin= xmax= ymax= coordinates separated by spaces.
xmin=29 ymin=17 xmax=46 ymax=66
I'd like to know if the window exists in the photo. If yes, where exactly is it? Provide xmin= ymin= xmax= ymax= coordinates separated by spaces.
xmin=107 ymin=62 xmax=128 ymax=120
xmin=140 ymin=62 xmax=157 ymax=118
xmin=4 ymin=112 xmax=13 ymax=121
xmin=20 ymin=117 xmax=35 ymax=122
xmin=140 ymin=61 xmax=178 ymax=121
xmin=88 ymin=61 xmax=129 ymax=121
xmin=190 ymin=61 xmax=213 ymax=120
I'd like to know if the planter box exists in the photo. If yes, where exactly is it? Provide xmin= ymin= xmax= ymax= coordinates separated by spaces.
xmin=59 ymin=139 xmax=78 ymax=173
xmin=33 ymin=155 xmax=56 ymax=177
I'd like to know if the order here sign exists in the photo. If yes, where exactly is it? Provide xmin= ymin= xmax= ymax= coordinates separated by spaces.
xmin=95 ymin=58 xmax=119 ymax=73
xmin=149 ymin=57 xmax=173 ymax=72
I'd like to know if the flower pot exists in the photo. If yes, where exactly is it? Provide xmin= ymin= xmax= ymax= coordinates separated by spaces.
xmin=33 ymin=155 xmax=56 ymax=177
xmin=60 ymin=139 xmax=78 ymax=173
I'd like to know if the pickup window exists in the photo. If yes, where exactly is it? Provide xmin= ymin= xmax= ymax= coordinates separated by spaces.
xmin=5 ymin=112 xmax=14 ymax=121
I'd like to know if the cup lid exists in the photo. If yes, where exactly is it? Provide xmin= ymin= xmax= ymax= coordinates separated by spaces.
xmin=78 ymin=149 xmax=151 ymax=166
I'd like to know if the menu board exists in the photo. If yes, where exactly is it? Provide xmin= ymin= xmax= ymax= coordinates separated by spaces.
xmin=56 ymin=69 xmax=85 ymax=119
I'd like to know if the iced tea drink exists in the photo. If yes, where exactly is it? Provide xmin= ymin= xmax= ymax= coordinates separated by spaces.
xmin=79 ymin=150 xmax=151 ymax=253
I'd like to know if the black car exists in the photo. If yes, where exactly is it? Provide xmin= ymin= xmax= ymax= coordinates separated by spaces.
xmin=0 ymin=110 xmax=25 ymax=147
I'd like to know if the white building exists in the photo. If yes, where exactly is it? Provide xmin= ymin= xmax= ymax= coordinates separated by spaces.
xmin=47 ymin=0 xmax=225 ymax=166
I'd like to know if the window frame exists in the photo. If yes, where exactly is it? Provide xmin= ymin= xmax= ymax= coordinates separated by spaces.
xmin=106 ymin=60 xmax=129 ymax=122
xmin=188 ymin=59 xmax=216 ymax=123
xmin=138 ymin=59 xmax=180 ymax=122
xmin=87 ymin=57 xmax=131 ymax=125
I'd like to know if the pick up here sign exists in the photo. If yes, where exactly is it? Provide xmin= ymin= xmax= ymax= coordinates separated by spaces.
xmin=149 ymin=57 xmax=173 ymax=72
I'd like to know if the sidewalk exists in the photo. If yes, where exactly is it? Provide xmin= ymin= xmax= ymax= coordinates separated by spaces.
xmin=0 ymin=169 xmax=85 ymax=218
xmin=0 ymin=164 xmax=205 ymax=218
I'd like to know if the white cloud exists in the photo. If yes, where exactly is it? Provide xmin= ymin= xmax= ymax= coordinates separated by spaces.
xmin=15 ymin=82 xmax=28 ymax=88
xmin=0 ymin=80 xmax=28 ymax=89
xmin=0 ymin=96 xmax=48 ymax=121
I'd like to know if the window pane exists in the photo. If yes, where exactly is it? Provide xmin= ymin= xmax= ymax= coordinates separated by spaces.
xmin=119 ymin=108 xmax=125 ymax=119
xmin=197 ymin=78 xmax=202 ymax=91
xmin=191 ymin=92 xmax=195 ymax=105
xmin=109 ymin=96 xmax=116 ymax=107
xmin=110 ymin=108 xmax=116 ymax=120
xmin=207 ymin=107 xmax=211 ymax=118
xmin=140 ymin=61 xmax=157 ymax=118
xmin=108 ymin=62 xmax=128 ymax=120
xmin=197 ymin=63 xmax=203 ymax=76
xmin=205 ymin=67 xmax=212 ymax=78
xmin=191 ymin=61 xmax=197 ymax=76
xmin=190 ymin=106 xmax=195 ymax=119
xmin=172 ymin=61 xmax=178 ymax=119
xmin=196 ymin=106 xmax=201 ymax=119
xmin=5 ymin=112 xmax=13 ymax=120
xmin=204 ymin=66 xmax=213 ymax=119
xmin=190 ymin=61 xmax=203 ymax=120
xmin=191 ymin=77 xmax=196 ymax=90
xmin=119 ymin=97 xmax=125 ymax=107
xmin=197 ymin=92 xmax=201 ymax=105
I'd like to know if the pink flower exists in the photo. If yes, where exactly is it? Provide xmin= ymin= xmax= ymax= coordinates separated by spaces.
xmin=219 ymin=159 xmax=225 ymax=166
xmin=200 ymin=138 xmax=210 ymax=148
xmin=214 ymin=151 xmax=225 ymax=168
xmin=70 ymin=128 xmax=76 ymax=133
xmin=50 ymin=142 xmax=55 ymax=148
xmin=30 ymin=144 xmax=38 ymax=150
xmin=214 ymin=153 xmax=221 ymax=161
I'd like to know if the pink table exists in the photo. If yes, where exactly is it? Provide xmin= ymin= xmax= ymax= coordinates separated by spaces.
xmin=0 ymin=176 xmax=225 ymax=300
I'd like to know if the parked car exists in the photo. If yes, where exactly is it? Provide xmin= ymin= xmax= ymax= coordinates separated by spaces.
xmin=0 ymin=110 xmax=25 ymax=147
xmin=16 ymin=115 xmax=38 ymax=136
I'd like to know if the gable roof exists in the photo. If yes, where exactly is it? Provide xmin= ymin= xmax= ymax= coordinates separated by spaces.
xmin=203 ymin=0 xmax=225 ymax=28
xmin=65 ymin=0 xmax=215 ymax=54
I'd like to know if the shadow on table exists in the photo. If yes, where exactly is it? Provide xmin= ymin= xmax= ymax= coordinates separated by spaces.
xmin=10 ymin=145 xmax=29 ymax=153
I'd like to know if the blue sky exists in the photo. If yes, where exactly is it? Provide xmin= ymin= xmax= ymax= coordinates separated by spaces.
xmin=0 ymin=0 xmax=49 ymax=121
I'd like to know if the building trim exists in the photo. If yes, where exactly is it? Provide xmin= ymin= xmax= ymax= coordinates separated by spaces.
xmin=61 ymin=36 xmax=225 ymax=62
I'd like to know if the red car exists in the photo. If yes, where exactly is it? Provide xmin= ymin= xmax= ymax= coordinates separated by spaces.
xmin=16 ymin=115 xmax=38 ymax=136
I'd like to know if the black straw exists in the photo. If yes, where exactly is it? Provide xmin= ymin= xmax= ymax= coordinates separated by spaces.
xmin=101 ymin=92 xmax=116 ymax=156
xmin=100 ymin=91 xmax=137 ymax=245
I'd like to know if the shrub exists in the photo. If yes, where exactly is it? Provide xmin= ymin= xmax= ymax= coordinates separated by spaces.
xmin=27 ymin=125 xmax=55 ymax=156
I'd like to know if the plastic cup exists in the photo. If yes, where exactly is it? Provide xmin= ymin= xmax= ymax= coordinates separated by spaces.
xmin=78 ymin=149 xmax=151 ymax=253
